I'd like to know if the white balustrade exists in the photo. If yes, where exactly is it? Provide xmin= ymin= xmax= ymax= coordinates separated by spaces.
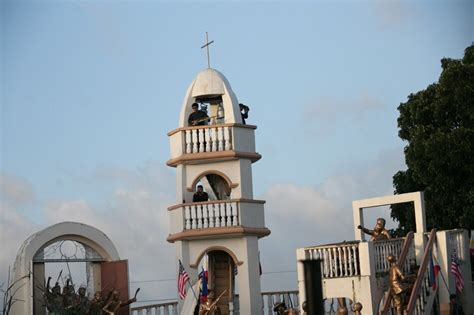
xmin=131 ymin=302 xmax=178 ymax=315
xmin=373 ymin=238 xmax=415 ymax=274
xmin=182 ymin=126 xmax=233 ymax=154
xmin=305 ymin=242 xmax=360 ymax=278
xmin=183 ymin=201 xmax=240 ymax=230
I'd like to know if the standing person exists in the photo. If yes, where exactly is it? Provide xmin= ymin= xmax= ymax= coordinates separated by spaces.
xmin=188 ymin=103 xmax=209 ymax=126
xmin=239 ymin=103 xmax=249 ymax=124
xmin=357 ymin=218 xmax=391 ymax=241
xmin=193 ymin=185 xmax=209 ymax=202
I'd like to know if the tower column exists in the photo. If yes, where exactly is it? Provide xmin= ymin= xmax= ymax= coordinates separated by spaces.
xmin=236 ymin=236 xmax=263 ymax=314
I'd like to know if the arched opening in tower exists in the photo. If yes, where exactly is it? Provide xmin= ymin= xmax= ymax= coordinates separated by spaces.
xmin=195 ymin=95 xmax=224 ymax=125
xmin=193 ymin=173 xmax=231 ymax=202
xmin=198 ymin=250 xmax=236 ymax=315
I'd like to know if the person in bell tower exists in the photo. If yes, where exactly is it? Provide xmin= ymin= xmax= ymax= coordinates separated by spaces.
xmin=188 ymin=103 xmax=209 ymax=126
xmin=193 ymin=185 xmax=209 ymax=202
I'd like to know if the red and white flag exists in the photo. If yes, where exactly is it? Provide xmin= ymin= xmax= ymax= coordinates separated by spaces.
xmin=178 ymin=260 xmax=190 ymax=299
xmin=450 ymin=254 xmax=464 ymax=293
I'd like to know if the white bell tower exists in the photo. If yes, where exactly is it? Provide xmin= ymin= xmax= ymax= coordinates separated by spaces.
xmin=167 ymin=68 xmax=270 ymax=314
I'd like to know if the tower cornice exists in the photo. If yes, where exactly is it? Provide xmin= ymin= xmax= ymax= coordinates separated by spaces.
xmin=166 ymin=150 xmax=262 ymax=167
xmin=166 ymin=226 xmax=271 ymax=243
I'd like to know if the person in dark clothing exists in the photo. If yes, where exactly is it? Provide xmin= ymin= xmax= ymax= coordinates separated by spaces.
xmin=239 ymin=103 xmax=249 ymax=124
xmin=193 ymin=185 xmax=209 ymax=202
xmin=188 ymin=103 xmax=209 ymax=126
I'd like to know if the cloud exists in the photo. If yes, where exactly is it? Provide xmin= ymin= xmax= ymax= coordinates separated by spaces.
xmin=0 ymin=172 xmax=36 ymax=206
xmin=302 ymin=91 xmax=386 ymax=132
xmin=372 ymin=0 xmax=408 ymax=30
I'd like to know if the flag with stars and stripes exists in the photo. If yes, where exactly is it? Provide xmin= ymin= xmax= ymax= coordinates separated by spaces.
xmin=178 ymin=260 xmax=190 ymax=300
xmin=450 ymin=254 xmax=464 ymax=293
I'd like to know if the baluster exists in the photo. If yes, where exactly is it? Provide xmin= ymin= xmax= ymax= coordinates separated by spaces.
xmin=164 ymin=304 xmax=170 ymax=315
xmin=337 ymin=247 xmax=342 ymax=276
xmin=348 ymin=246 xmax=353 ymax=276
xmin=146 ymin=307 xmax=151 ymax=315
xmin=211 ymin=128 xmax=217 ymax=152
xmin=353 ymin=245 xmax=359 ymax=275
xmin=203 ymin=204 xmax=209 ymax=228
xmin=208 ymin=203 xmax=215 ymax=228
xmin=204 ymin=128 xmax=211 ymax=152
xmin=185 ymin=130 xmax=192 ymax=154
xmin=198 ymin=128 xmax=205 ymax=153
xmin=197 ymin=204 xmax=203 ymax=229
xmin=215 ymin=203 xmax=221 ymax=227
xmin=231 ymin=202 xmax=238 ymax=226
xmin=191 ymin=129 xmax=198 ymax=153
xmin=226 ymin=203 xmax=232 ymax=226
xmin=321 ymin=249 xmax=328 ymax=277
xmin=343 ymin=246 xmax=348 ymax=276
xmin=328 ymin=248 xmax=334 ymax=277
xmin=224 ymin=126 xmax=231 ymax=150
xmin=191 ymin=205 xmax=197 ymax=229
xmin=217 ymin=127 xmax=224 ymax=151
xmin=185 ymin=206 xmax=191 ymax=230
xmin=266 ymin=295 xmax=272 ymax=315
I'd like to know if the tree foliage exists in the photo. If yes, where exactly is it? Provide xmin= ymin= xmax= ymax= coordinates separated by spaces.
xmin=391 ymin=45 xmax=474 ymax=235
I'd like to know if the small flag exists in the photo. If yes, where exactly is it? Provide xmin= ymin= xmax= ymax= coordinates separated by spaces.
xmin=450 ymin=254 xmax=464 ymax=293
xmin=178 ymin=260 xmax=190 ymax=300
xmin=200 ymin=267 xmax=208 ymax=303
xmin=428 ymin=250 xmax=440 ymax=290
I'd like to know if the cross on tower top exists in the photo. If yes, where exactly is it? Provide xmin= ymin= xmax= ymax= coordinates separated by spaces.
xmin=201 ymin=32 xmax=214 ymax=68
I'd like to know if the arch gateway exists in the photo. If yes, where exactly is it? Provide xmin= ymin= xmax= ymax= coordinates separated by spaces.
xmin=9 ymin=221 xmax=129 ymax=315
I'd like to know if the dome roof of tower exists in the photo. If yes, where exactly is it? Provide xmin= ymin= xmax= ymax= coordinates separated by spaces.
xmin=191 ymin=68 xmax=228 ymax=98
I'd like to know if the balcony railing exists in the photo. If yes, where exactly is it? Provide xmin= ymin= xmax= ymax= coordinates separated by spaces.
xmin=131 ymin=301 xmax=178 ymax=315
xmin=183 ymin=200 xmax=239 ymax=230
xmin=373 ymin=237 xmax=415 ymax=274
xmin=185 ymin=125 xmax=232 ymax=154
xmin=167 ymin=124 xmax=258 ymax=166
xmin=304 ymin=241 xmax=361 ymax=278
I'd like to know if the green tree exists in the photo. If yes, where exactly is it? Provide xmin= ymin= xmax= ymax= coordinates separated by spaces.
xmin=391 ymin=44 xmax=474 ymax=235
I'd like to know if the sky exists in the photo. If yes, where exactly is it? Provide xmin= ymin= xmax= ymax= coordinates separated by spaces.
xmin=1 ymin=0 xmax=473 ymax=307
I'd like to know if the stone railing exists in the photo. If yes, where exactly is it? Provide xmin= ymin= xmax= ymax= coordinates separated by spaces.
xmin=184 ymin=125 xmax=232 ymax=154
xmin=304 ymin=241 xmax=361 ymax=278
xmin=373 ymin=237 xmax=415 ymax=274
xmin=183 ymin=200 xmax=240 ymax=230
xmin=167 ymin=124 xmax=260 ymax=167
xmin=131 ymin=291 xmax=299 ymax=315
xmin=131 ymin=301 xmax=178 ymax=315
xmin=261 ymin=290 xmax=299 ymax=314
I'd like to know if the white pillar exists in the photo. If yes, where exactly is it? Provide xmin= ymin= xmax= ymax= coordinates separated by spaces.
xmin=237 ymin=237 xmax=263 ymax=314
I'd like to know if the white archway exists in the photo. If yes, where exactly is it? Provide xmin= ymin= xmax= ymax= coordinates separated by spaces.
xmin=9 ymin=221 xmax=120 ymax=315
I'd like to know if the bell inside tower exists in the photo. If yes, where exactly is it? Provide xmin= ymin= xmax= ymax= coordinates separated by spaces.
xmin=195 ymin=96 xmax=224 ymax=125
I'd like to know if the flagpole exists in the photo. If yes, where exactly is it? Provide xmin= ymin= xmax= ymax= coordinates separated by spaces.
xmin=186 ymin=278 xmax=199 ymax=301
xmin=433 ymin=255 xmax=450 ymax=293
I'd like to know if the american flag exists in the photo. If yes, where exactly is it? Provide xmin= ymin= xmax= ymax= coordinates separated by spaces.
xmin=178 ymin=260 xmax=190 ymax=300
xmin=450 ymin=254 xmax=464 ymax=293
